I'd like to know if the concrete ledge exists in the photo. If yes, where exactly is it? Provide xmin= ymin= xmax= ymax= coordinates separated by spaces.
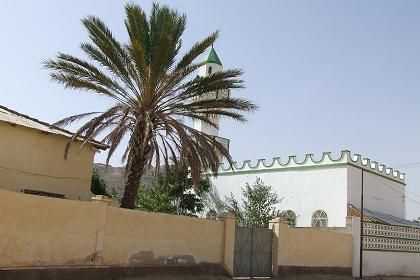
xmin=0 ymin=263 xmax=228 ymax=280
xmin=278 ymin=265 xmax=352 ymax=278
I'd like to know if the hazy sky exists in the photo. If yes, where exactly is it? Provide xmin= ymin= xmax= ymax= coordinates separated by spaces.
xmin=1 ymin=1 xmax=420 ymax=219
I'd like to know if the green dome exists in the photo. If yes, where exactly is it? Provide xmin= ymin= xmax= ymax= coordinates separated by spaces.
xmin=202 ymin=46 xmax=222 ymax=66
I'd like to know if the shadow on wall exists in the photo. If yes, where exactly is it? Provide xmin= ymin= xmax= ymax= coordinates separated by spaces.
xmin=129 ymin=251 xmax=195 ymax=265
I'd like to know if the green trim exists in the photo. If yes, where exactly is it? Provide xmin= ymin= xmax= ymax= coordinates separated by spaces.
xmin=208 ymin=151 xmax=406 ymax=185
xmin=203 ymin=46 xmax=222 ymax=66
xmin=364 ymin=234 xmax=420 ymax=242
xmin=212 ymin=162 xmax=406 ymax=185
xmin=211 ymin=162 xmax=348 ymax=176
xmin=363 ymin=248 xmax=420 ymax=254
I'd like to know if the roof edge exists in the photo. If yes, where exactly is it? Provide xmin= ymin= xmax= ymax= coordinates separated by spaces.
xmin=213 ymin=150 xmax=405 ymax=184
xmin=0 ymin=105 xmax=109 ymax=150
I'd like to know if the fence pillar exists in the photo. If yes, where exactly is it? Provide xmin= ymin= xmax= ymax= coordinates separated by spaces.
xmin=218 ymin=212 xmax=236 ymax=276
xmin=351 ymin=216 xmax=361 ymax=277
xmin=91 ymin=195 xmax=110 ymax=265
xmin=269 ymin=218 xmax=289 ymax=277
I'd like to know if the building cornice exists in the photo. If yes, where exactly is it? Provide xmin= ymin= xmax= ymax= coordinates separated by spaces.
xmin=210 ymin=150 xmax=406 ymax=185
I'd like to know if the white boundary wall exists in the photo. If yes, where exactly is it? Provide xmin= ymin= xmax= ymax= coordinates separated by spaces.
xmin=352 ymin=217 xmax=420 ymax=277
xmin=363 ymin=251 xmax=420 ymax=276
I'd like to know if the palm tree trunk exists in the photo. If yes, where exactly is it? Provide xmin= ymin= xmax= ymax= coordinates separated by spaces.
xmin=120 ymin=156 xmax=145 ymax=208
xmin=120 ymin=125 xmax=152 ymax=209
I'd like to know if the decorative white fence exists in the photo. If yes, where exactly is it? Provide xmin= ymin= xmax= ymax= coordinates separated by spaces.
xmin=363 ymin=222 xmax=420 ymax=253
xmin=352 ymin=218 xmax=420 ymax=277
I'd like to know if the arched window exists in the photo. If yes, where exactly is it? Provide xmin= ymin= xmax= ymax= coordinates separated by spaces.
xmin=279 ymin=210 xmax=297 ymax=227
xmin=208 ymin=66 xmax=213 ymax=74
xmin=311 ymin=210 xmax=328 ymax=228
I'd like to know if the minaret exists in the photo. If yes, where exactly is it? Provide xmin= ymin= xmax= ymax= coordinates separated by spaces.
xmin=194 ymin=46 xmax=230 ymax=156
xmin=194 ymin=46 xmax=225 ymax=136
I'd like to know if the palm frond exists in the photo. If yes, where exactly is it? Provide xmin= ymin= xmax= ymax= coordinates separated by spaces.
xmin=53 ymin=111 xmax=101 ymax=127
xmin=82 ymin=16 xmax=140 ymax=96
xmin=45 ymin=3 xmax=257 ymax=209
xmin=175 ymin=31 xmax=219 ymax=71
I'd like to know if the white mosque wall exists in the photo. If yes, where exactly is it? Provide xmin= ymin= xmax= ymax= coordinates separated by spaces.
xmin=347 ymin=167 xmax=406 ymax=219
xmin=209 ymin=151 xmax=407 ymax=227
xmin=211 ymin=166 xmax=349 ymax=227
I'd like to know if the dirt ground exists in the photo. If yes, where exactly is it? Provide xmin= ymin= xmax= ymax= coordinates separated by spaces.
xmin=283 ymin=275 xmax=420 ymax=280
xmin=123 ymin=276 xmax=230 ymax=280
xmin=122 ymin=275 xmax=420 ymax=280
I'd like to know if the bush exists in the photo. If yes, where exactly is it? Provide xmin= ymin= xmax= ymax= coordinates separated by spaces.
xmin=134 ymin=163 xmax=211 ymax=217
xmin=90 ymin=168 xmax=108 ymax=196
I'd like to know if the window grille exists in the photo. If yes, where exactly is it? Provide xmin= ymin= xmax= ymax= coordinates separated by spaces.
xmin=312 ymin=210 xmax=328 ymax=228
xmin=279 ymin=210 xmax=297 ymax=226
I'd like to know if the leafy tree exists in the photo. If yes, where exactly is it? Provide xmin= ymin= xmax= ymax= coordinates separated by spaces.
xmin=112 ymin=163 xmax=211 ymax=216
xmin=90 ymin=168 xmax=108 ymax=195
xmin=224 ymin=178 xmax=281 ymax=228
xmin=44 ymin=3 xmax=256 ymax=209
xmin=135 ymin=184 xmax=174 ymax=214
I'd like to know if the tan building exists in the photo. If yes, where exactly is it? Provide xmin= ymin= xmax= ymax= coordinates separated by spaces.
xmin=0 ymin=105 xmax=108 ymax=200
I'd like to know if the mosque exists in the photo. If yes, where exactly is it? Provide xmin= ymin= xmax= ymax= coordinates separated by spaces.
xmin=197 ymin=47 xmax=414 ymax=228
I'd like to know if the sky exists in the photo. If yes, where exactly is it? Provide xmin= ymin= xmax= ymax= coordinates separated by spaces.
xmin=1 ymin=1 xmax=420 ymax=219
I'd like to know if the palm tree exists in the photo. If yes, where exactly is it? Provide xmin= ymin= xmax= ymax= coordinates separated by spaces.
xmin=43 ymin=3 xmax=257 ymax=209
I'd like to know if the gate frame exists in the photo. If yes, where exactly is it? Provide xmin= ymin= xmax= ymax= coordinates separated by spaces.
xmin=218 ymin=213 xmax=237 ymax=276
xmin=233 ymin=225 xmax=275 ymax=278
xmin=269 ymin=218 xmax=284 ymax=278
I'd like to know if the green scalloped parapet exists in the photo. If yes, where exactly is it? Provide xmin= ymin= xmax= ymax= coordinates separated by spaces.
xmin=210 ymin=150 xmax=406 ymax=185
xmin=202 ymin=46 xmax=222 ymax=66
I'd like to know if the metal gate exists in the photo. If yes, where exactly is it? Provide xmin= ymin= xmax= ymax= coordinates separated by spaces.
xmin=233 ymin=226 xmax=273 ymax=278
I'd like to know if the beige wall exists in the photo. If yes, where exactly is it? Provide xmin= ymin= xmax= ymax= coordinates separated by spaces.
xmin=270 ymin=218 xmax=353 ymax=270
xmin=0 ymin=122 xmax=96 ymax=200
xmin=103 ymin=207 xmax=225 ymax=265
xmin=0 ymin=189 xmax=235 ymax=273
